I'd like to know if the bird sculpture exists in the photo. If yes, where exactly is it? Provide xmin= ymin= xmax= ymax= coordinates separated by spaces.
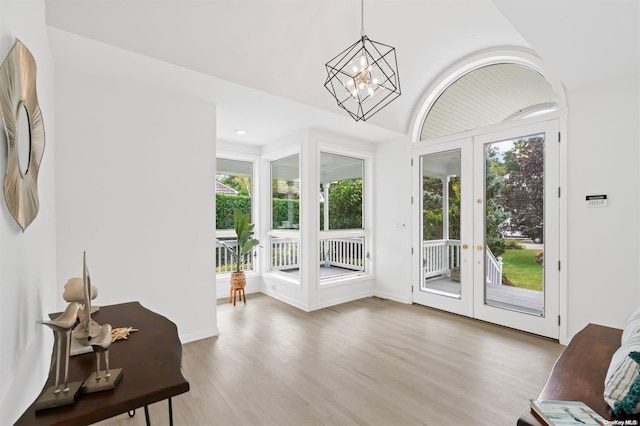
xmin=40 ymin=302 xmax=81 ymax=393
xmin=90 ymin=323 xmax=113 ymax=381
xmin=72 ymin=252 xmax=100 ymax=345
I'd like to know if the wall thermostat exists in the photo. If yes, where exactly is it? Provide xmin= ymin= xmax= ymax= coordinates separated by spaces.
xmin=586 ymin=194 xmax=607 ymax=207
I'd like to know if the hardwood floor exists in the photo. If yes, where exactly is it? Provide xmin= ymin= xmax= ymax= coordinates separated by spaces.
xmin=99 ymin=294 xmax=564 ymax=426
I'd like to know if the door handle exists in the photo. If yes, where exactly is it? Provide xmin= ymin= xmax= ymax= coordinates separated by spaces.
xmin=462 ymin=244 xmax=468 ymax=250
xmin=476 ymin=245 xmax=483 ymax=250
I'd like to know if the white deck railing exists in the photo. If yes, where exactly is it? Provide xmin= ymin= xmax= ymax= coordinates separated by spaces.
xmin=271 ymin=237 xmax=300 ymax=271
xmin=269 ymin=236 xmax=364 ymax=272
xmin=423 ymin=239 xmax=461 ymax=279
xmin=320 ymin=237 xmax=364 ymax=272
xmin=215 ymin=240 xmax=255 ymax=273
xmin=485 ymin=249 xmax=503 ymax=285
xmin=422 ymin=239 xmax=503 ymax=285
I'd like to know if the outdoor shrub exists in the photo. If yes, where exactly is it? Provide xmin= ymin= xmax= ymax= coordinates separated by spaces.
xmin=505 ymin=239 xmax=526 ymax=250
xmin=272 ymin=198 xmax=300 ymax=228
xmin=216 ymin=194 xmax=251 ymax=229
xmin=488 ymin=238 xmax=506 ymax=257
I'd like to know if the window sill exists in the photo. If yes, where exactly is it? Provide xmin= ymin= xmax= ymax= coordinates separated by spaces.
xmin=318 ymin=272 xmax=374 ymax=288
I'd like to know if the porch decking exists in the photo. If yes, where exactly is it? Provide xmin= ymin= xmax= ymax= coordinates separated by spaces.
xmin=424 ymin=277 xmax=544 ymax=316
xmin=278 ymin=265 xmax=362 ymax=279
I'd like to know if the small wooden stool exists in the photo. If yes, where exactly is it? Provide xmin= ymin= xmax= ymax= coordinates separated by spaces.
xmin=230 ymin=285 xmax=246 ymax=305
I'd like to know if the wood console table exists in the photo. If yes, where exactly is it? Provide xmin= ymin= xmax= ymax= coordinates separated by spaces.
xmin=16 ymin=301 xmax=190 ymax=425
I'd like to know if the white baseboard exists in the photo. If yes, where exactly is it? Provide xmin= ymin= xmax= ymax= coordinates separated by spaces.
xmin=260 ymin=289 xmax=309 ymax=311
xmin=373 ymin=290 xmax=412 ymax=304
xmin=307 ymin=290 xmax=375 ymax=311
xmin=179 ymin=326 xmax=219 ymax=344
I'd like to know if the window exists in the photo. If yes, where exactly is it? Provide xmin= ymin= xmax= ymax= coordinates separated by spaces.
xmin=215 ymin=158 xmax=254 ymax=273
xmin=271 ymin=155 xmax=300 ymax=230
xmin=270 ymin=154 xmax=300 ymax=275
xmin=319 ymin=152 xmax=366 ymax=281
xmin=216 ymin=158 xmax=253 ymax=229
xmin=319 ymin=152 xmax=363 ymax=230
xmin=420 ymin=63 xmax=559 ymax=141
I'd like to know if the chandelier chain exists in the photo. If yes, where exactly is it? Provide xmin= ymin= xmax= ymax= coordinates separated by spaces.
xmin=360 ymin=0 xmax=365 ymax=37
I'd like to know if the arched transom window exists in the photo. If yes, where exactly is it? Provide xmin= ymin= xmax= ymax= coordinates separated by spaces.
xmin=420 ymin=63 xmax=559 ymax=140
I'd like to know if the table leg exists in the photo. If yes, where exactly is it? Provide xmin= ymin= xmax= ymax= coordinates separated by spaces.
xmin=135 ymin=399 xmax=171 ymax=425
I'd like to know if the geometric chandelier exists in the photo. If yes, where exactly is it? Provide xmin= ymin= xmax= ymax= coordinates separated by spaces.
xmin=324 ymin=0 xmax=401 ymax=122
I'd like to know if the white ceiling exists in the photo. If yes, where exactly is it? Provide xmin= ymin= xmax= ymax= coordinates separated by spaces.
xmin=493 ymin=0 xmax=639 ymax=91
xmin=44 ymin=0 xmax=639 ymax=146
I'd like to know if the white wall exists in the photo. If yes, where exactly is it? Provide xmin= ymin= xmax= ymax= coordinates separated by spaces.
xmin=54 ymin=65 xmax=218 ymax=343
xmin=0 ymin=1 xmax=58 ymax=423
xmin=373 ymin=136 xmax=413 ymax=303
xmin=565 ymin=73 xmax=640 ymax=339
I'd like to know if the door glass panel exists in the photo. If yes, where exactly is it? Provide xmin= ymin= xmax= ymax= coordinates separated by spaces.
xmin=421 ymin=150 xmax=462 ymax=298
xmin=483 ymin=134 xmax=545 ymax=315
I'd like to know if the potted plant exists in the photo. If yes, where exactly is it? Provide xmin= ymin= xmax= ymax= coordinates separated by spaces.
xmin=217 ymin=209 xmax=260 ymax=298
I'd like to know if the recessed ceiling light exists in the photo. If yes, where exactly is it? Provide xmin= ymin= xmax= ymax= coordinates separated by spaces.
xmin=235 ymin=130 xmax=247 ymax=135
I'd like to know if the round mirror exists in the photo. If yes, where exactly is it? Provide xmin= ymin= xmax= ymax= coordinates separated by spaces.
xmin=16 ymin=103 xmax=31 ymax=176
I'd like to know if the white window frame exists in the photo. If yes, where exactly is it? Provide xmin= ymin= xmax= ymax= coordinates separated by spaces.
xmin=317 ymin=144 xmax=373 ymax=287
xmin=215 ymin=154 xmax=258 ymax=275
xmin=268 ymin=153 xmax=302 ymax=278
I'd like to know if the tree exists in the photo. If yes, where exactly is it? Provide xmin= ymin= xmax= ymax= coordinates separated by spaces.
xmin=499 ymin=137 xmax=544 ymax=241
xmin=485 ymin=147 xmax=511 ymax=256
xmin=327 ymin=178 xmax=362 ymax=229
xmin=422 ymin=176 xmax=461 ymax=241
xmin=448 ymin=176 xmax=461 ymax=240
xmin=272 ymin=179 xmax=300 ymax=228
xmin=217 ymin=174 xmax=251 ymax=196
xmin=422 ymin=177 xmax=443 ymax=240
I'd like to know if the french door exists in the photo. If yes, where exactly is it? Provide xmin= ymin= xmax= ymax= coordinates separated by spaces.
xmin=412 ymin=120 xmax=559 ymax=339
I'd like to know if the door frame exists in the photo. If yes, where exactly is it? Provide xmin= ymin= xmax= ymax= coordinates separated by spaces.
xmin=411 ymin=137 xmax=474 ymax=317
xmin=472 ymin=120 xmax=560 ymax=338
xmin=412 ymin=113 xmax=566 ymax=341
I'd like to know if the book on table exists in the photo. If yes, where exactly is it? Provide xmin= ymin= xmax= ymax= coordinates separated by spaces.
xmin=529 ymin=399 xmax=606 ymax=425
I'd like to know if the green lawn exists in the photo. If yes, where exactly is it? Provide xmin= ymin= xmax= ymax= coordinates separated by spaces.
xmin=501 ymin=249 xmax=543 ymax=291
